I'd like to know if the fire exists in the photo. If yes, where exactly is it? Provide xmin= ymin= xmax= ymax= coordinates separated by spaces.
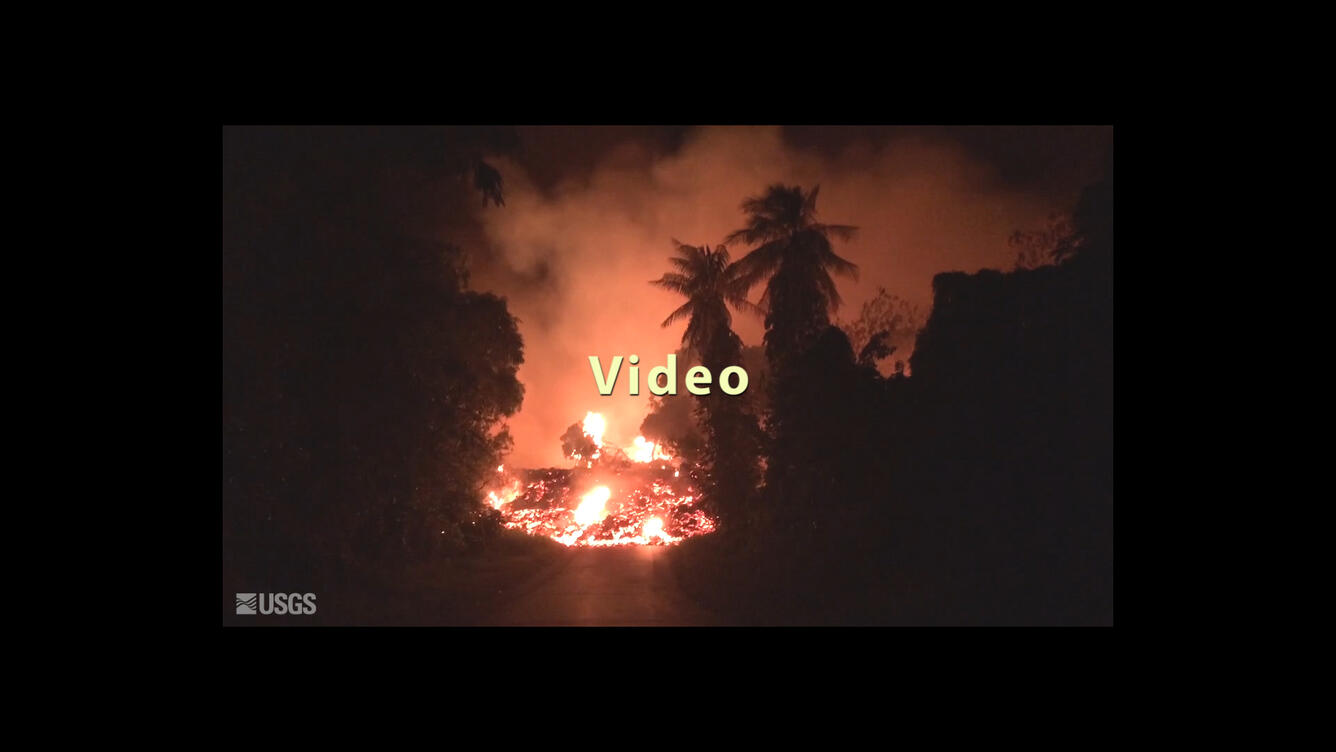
xmin=628 ymin=435 xmax=672 ymax=463
xmin=485 ymin=413 xmax=716 ymax=547
xmin=643 ymin=516 xmax=664 ymax=540
xmin=498 ymin=470 xmax=715 ymax=546
xmin=582 ymin=411 xmax=606 ymax=448
xmin=574 ymin=486 xmax=611 ymax=526
xmin=486 ymin=478 xmax=521 ymax=510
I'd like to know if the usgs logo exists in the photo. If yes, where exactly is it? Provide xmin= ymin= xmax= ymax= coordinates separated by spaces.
xmin=235 ymin=593 xmax=318 ymax=615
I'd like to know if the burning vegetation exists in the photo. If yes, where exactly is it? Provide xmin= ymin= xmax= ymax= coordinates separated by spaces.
xmin=486 ymin=412 xmax=715 ymax=546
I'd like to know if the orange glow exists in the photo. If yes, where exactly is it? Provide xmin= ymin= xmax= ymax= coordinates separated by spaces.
xmin=628 ymin=435 xmax=672 ymax=463
xmin=486 ymin=479 xmax=521 ymax=510
xmin=582 ymin=411 xmax=606 ymax=448
xmin=643 ymin=516 xmax=664 ymax=540
xmin=485 ymin=413 xmax=715 ymax=547
xmin=574 ymin=486 xmax=611 ymax=526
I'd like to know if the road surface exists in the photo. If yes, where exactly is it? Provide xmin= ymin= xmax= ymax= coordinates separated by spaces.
xmin=480 ymin=546 xmax=726 ymax=626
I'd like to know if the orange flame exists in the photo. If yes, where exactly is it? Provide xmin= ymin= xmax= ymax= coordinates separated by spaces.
xmin=643 ymin=516 xmax=665 ymax=540
xmin=582 ymin=411 xmax=606 ymax=448
xmin=486 ymin=479 xmax=521 ymax=510
xmin=574 ymin=485 xmax=611 ymax=526
xmin=628 ymin=435 xmax=673 ymax=463
xmin=485 ymin=413 xmax=715 ymax=547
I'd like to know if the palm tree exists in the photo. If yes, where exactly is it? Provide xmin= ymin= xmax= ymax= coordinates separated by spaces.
xmin=649 ymin=240 xmax=755 ymax=361
xmin=725 ymin=184 xmax=859 ymax=365
xmin=649 ymin=241 xmax=761 ymax=528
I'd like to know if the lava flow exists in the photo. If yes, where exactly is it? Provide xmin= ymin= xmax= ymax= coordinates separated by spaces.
xmin=485 ymin=412 xmax=716 ymax=546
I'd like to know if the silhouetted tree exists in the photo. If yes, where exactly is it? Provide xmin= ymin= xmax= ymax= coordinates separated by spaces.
xmin=560 ymin=421 xmax=597 ymax=460
xmin=650 ymin=242 xmax=762 ymax=528
xmin=649 ymin=241 xmax=757 ymax=357
xmin=838 ymin=287 xmax=924 ymax=374
xmin=222 ymin=126 xmax=525 ymax=593
xmin=766 ymin=325 xmax=883 ymax=515
xmin=1009 ymin=213 xmax=1077 ymax=270
xmin=726 ymin=184 xmax=860 ymax=369
xmin=724 ymin=185 xmax=863 ymax=522
xmin=882 ymin=170 xmax=1114 ymax=623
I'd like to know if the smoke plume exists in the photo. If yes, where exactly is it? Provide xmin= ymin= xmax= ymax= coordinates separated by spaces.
xmin=471 ymin=126 xmax=1107 ymax=467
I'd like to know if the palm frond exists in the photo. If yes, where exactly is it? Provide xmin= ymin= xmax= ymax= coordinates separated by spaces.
xmin=730 ymin=297 xmax=767 ymax=317
xmin=817 ymin=246 xmax=860 ymax=281
xmin=669 ymin=255 xmax=696 ymax=273
xmin=730 ymin=239 xmax=786 ymax=289
xmin=803 ymin=184 xmax=820 ymax=215
xmin=815 ymin=269 xmax=844 ymax=310
xmin=814 ymin=223 xmax=859 ymax=242
xmin=660 ymin=300 xmax=694 ymax=328
xmin=757 ymin=284 xmax=773 ymax=311
xmin=649 ymin=273 xmax=692 ymax=294
xmin=723 ymin=225 xmax=761 ymax=246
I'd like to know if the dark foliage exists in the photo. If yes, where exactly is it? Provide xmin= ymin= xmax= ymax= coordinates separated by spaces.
xmin=838 ymin=288 xmax=925 ymax=373
xmin=724 ymin=184 xmax=866 ymax=529
xmin=649 ymin=243 xmax=763 ymax=529
xmin=559 ymin=421 xmax=597 ymax=460
xmin=885 ymin=177 xmax=1113 ymax=623
xmin=726 ymin=184 xmax=859 ymax=369
xmin=682 ymin=173 xmax=1114 ymax=624
xmin=223 ymin=127 xmax=524 ymax=594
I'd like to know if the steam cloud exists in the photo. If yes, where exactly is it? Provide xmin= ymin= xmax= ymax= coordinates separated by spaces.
xmin=470 ymin=126 xmax=1106 ymax=467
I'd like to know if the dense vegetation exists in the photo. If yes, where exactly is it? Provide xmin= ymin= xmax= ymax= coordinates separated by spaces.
xmin=223 ymin=127 xmax=527 ymax=596
xmin=656 ymin=178 xmax=1113 ymax=624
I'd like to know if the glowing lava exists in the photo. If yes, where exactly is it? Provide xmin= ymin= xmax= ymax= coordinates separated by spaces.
xmin=643 ymin=516 xmax=665 ymax=540
xmin=574 ymin=486 xmax=611 ymax=526
xmin=629 ymin=435 xmax=672 ymax=463
xmin=486 ymin=413 xmax=716 ymax=547
xmin=486 ymin=478 xmax=521 ymax=510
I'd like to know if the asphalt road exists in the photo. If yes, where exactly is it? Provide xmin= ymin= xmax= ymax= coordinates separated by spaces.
xmin=481 ymin=546 xmax=726 ymax=626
